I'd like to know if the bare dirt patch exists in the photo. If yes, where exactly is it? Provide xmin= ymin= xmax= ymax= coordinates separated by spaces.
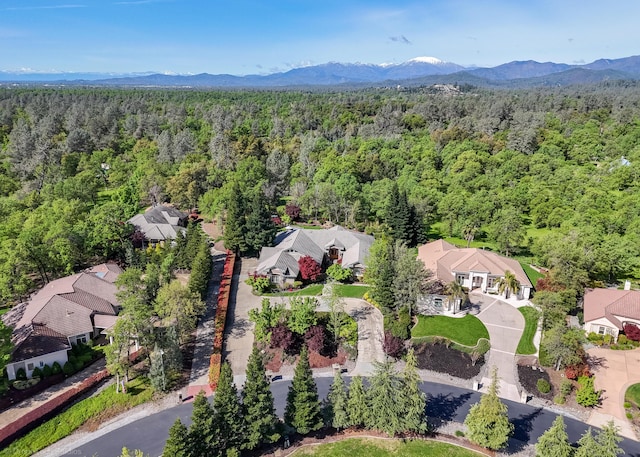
xmin=414 ymin=343 xmax=484 ymax=379
xmin=517 ymin=363 xmax=554 ymax=400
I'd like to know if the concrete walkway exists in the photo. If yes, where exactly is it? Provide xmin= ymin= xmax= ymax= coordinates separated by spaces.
xmin=586 ymin=346 xmax=640 ymax=439
xmin=471 ymin=292 xmax=525 ymax=403
xmin=184 ymin=247 xmax=227 ymax=399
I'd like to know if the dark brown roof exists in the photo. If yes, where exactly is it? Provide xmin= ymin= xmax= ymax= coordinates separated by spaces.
xmin=11 ymin=324 xmax=70 ymax=363
xmin=60 ymin=290 xmax=116 ymax=315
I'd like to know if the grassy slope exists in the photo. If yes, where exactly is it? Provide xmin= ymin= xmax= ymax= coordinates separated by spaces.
xmin=411 ymin=315 xmax=490 ymax=347
xmin=516 ymin=306 xmax=540 ymax=355
xmin=626 ymin=383 xmax=640 ymax=407
xmin=291 ymin=438 xmax=482 ymax=457
xmin=0 ymin=377 xmax=154 ymax=457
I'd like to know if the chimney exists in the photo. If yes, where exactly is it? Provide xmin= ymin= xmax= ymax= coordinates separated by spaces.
xmin=624 ymin=280 xmax=631 ymax=291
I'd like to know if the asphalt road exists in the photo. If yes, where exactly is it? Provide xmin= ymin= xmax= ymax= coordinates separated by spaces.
xmin=67 ymin=379 xmax=640 ymax=457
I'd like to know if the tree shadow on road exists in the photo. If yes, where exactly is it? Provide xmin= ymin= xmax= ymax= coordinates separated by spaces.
xmin=506 ymin=407 xmax=544 ymax=453
xmin=426 ymin=392 xmax=473 ymax=430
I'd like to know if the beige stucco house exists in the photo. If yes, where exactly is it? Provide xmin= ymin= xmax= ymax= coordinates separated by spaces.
xmin=583 ymin=288 xmax=640 ymax=340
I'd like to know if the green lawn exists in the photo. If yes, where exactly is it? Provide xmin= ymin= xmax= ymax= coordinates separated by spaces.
xmin=625 ymin=383 xmax=640 ymax=407
xmin=0 ymin=376 xmax=154 ymax=457
xmin=516 ymin=306 xmax=540 ymax=355
xmin=411 ymin=314 xmax=490 ymax=347
xmin=520 ymin=262 xmax=544 ymax=287
xmin=267 ymin=284 xmax=370 ymax=299
xmin=291 ymin=438 xmax=483 ymax=457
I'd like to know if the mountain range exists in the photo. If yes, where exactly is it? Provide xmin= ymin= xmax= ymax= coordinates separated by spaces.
xmin=2 ymin=55 xmax=640 ymax=88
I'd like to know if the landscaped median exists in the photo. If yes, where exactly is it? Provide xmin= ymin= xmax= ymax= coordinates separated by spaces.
xmin=411 ymin=314 xmax=490 ymax=349
xmin=208 ymin=250 xmax=235 ymax=390
xmin=516 ymin=306 xmax=540 ymax=355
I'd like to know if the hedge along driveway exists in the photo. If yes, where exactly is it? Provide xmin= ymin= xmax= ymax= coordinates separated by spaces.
xmin=411 ymin=315 xmax=490 ymax=347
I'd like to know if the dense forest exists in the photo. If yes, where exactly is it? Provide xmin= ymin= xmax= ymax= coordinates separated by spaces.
xmin=1 ymin=83 xmax=640 ymax=306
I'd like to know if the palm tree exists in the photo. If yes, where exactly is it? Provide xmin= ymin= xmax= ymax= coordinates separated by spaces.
xmin=497 ymin=270 xmax=520 ymax=299
xmin=445 ymin=280 xmax=466 ymax=313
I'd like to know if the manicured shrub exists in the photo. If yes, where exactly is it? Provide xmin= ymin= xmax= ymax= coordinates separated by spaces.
xmin=627 ymin=412 xmax=633 ymax=420
xmin=51 ymin=361 xmax=62 ymax=375
xmin=624 ymin=323 xmax=640 ymax=342
xmin=42 ymin=364 xmax=53 ymax=378
xmin=246 ymin=275 xmax=272 ymax=294
xmin=560 ymin=379 xmax=573 ymax=396
xmin=576 ymin=376 xmax=600 ymax=407
xmin=326 ymin=263 xmax=352 ymax=283
xmin=304 ymin=325 xmax=326 ymax=354
xmin=603 ymin=334 xmax=612 ymax=345
xmin=624 ymin=401 xmax=632 ymax=409
xmin=16 ymin=367 xmax=26 ymax=380
xmin=270 ymin=323 xmax=297 ymax=354
xmin=554 ymin=394 xmax=565 ymax=404
xmin=537 ymin=378 xmax=551 ymax=394
xmin=383 ymin=331 xmax=405 ymax=359
xmin=618 ymin=334 xmax=628 ymax=345
xmin=63 ymin=361 xmax=75 ymax=376
xmin=31 ymin=367 xmax=42 ymax=379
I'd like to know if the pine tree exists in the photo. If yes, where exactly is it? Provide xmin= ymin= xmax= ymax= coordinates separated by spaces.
xmin=346 ymin=375 xmax=368 ymax=428
xmin=223 ymin=181 xmax=247 ymax=254
xmin=213 ymin=362 xmax=246 ymax=454
xmin=366 ymin=361 xmax=403 ymax=435
xmin=149 ymin=344 xmax=167 ymax=392
xmin=575 ymin=428 xmax=600 ymax=457
xmin=464 ymin=367 xmax=514 ymax=450
xmin=596 ymin=421 xmax=624 ymax=457
xmin=285 ymin=345 xmax=323 ymax=434
xmin=242 ymin=346 xmax=280 ymax=450
xmin=327 ymin=369 xmax=350 ymax=430
xmin=162 ymin=418 xmax=189 ymax=457
xmin=188 ymin=240 xmax=211 ymax=300
xmin=400 ymin=348 xmax=427 ymax=433
xmin=244 ymin=191 xmax=276 ymax=255
xmin=535 ymin=415 xmax=572 ymax=457
xmin=188 ymin=391 xmax=220 ymax=456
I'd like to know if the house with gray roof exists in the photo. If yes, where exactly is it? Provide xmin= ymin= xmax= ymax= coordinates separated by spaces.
xmin=255 ymin=226 xmax=374 ymax=286
xmin=128 ymin=204 xmax=188 ymax=245
xmin=3 ymin=263 xmax=123 ymax=380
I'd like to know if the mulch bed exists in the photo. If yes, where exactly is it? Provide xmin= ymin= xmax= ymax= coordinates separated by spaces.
xmin=414 ymin=342 xmax=484 ymax=379
xmin=309 ymin=348 xmax=347 ymax=369
xmin=516 ymin=363 xmax=554 ymax=400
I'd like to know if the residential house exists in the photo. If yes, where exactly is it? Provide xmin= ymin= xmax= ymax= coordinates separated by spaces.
xmin=255 ymin=226 xmax=374 ymax=286
xmin=4 ymin=263 xmax=122 ymax=380
xmin=128 ymin=204 xmax=188 ymax=246
xmin=583 ymin=287 xmax=640 ymax=340
xmin=416 ymin=239 xmax=532 ymax=315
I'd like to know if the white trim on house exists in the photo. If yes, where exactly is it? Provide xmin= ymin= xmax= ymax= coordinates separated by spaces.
xmin=6 ymin=349 xmax=69 ymax=381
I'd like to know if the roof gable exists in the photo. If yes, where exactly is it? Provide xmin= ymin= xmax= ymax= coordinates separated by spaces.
xmin=584 ymin=288 xmax=640 ymax=326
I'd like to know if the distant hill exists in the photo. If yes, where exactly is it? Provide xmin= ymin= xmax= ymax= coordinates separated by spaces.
xmin=2 ymin=55 xmax=640 ymax=88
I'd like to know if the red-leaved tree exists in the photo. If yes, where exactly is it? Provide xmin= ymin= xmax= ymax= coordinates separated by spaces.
xmin=304 ymin=325 xmax=326 ymax=354
xmin=383 ymin=331 xmax=405 ymax=359
xmin=624 ymin=323 xmax=640 ymax=341
xmin=270 ymin=323 xmax=297 ymax=354
xmin=285 ymin=203 xmax=301 ymax=221
xmin=298 ymin=256 xmax=322 ymax=282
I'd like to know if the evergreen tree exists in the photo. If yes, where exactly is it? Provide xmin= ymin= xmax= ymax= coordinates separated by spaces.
xmin=188 ymin=391 xmax=219 ymax=456
xmin=213 ymin=362 xmax=246 ymax=454
xmin=223 ymin=181 xmax=247 ymax=254
xmin=346 ymin=375 xmax=368 ymax=428
xmin=364 ymin=238 xmax=395 ymax=311
xmin=535 ymin=415 xmax=572 ymax=457
xmin=188 ymin=240 xmax=211 ymax=300
xmin=244 ymin=191 xmax=277 ymax=255
xmin=464 ymin=368 xmax=514 ymax=450
xmin=285 ymin=345 xmax=323 ymax=434
xmin=173 ymin=230 xmax=189 ymax=269
xmin=162 ymin=418 xmax=189 ymax=457
xmin=149 ymin=344 xmax=168 ymax=392
xmin=400 ymin=348 xmax=427 ymax=433
xmin=184 ymin=221 xmax=204 ymax=268
xmin=327 ymin=369 xmax=350 ymax=430
xmin=365 ymin=361 xmax=403 ymax=435
xmin=575 ymin=428 xmax=600 ymax=457
xmin=596 ymin=421 xmax=624 ymax=457
xmin=242 ymin=346 xmax=280 ymax=450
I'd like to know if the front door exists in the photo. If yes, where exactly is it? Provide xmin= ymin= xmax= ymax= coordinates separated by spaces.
xmin=472 ymin=276 xmax=483 ymax=289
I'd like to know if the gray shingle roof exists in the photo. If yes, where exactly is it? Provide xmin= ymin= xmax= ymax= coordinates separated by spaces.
xmin=128 ymin=205 xmax=187 ymax=242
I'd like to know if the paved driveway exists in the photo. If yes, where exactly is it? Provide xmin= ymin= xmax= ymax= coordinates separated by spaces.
xmin=471 ymin=292 xmax=525 ymax=402
xmin=587 ymin=346 xmax=640 ymax=439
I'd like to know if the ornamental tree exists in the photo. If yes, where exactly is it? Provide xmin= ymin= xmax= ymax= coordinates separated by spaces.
xmin=298 ymin=256 xmax=322 ymax=282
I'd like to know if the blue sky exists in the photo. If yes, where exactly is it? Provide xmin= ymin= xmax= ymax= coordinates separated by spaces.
xmin=2 ymin=0 xmax=640 ymax=75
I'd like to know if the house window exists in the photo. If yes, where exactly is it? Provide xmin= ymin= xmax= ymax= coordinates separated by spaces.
xmin=434 ymin=298 xmax=443 ymax=309
xmin=39 ymin=361 xmax=44 ymax=367
xmin=456 ymin=274 xmax=466 ymax=285
xmin=487 ymin=277 xmax=497 ymax=289
xmin=27 ymin=363 xmax=34 ymax=371
xmin=598 ymin=326 xmax=606 ymax=335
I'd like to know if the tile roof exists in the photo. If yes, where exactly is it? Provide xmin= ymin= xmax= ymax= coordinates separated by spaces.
xmin=11 ymin=324 xmax=70 ymax=363
xmin=417 ymin=239 xmax=532 ymax=287
xmin=87 ymin=262 xmax=123 ymax=283
xmin=583 ymin=288 xmax=640 ymax=329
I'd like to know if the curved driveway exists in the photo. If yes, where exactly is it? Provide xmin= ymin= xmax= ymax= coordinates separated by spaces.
xmin=471 ymin=292 xmax=525 ymax=402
